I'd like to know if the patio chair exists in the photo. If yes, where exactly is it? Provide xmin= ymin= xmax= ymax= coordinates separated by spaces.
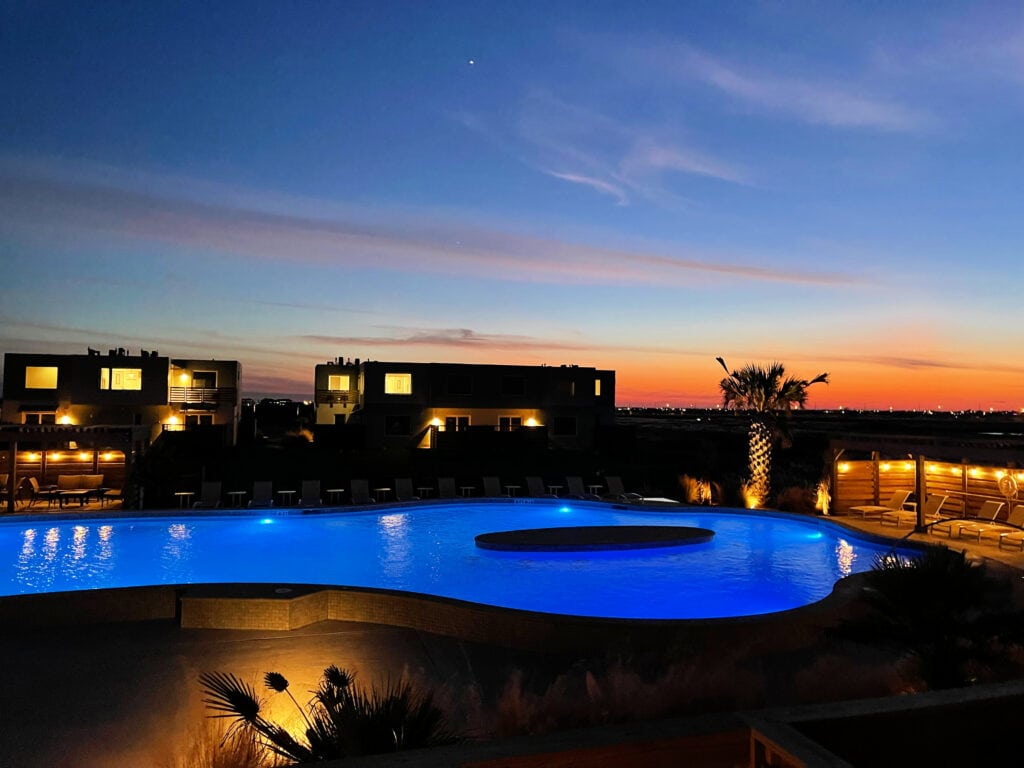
xmin=350 ymin=479 xmax=375 ymax=505
xmin=299 ymin=480 xmax=323 ymax=508
xmin=996 ymin=506 xmax=1024 ymax=550
xmin=847 ymin=490 xmax=912 ymax=520
xmin=482 ymin=476 xmax=502 ymax=498
xmin=565 ymin=476 xmax=601 ymax=501
xmin=604 ymin=475 xmax=643 ymax=503
xmin=880 ymin=494 xmax=948 ymax=529
xmin=193 ymin=481 xmax=223 ymax=509
xmin=248 ymin=481 xmax=275 ymax=508
xmin=394 ymin=477 xmax=420 ymax=502
xmin=26 ymin=477 xmax=61 ymax=508
xmin=954 ymin=500 xmax=1011 ymax=542
xmin=931 ymin=499 xmax=1004 ymax=539
xmin=525 ymin=476 xmax=557 ymax=498
xmin=437 ymin=477 xmax=457 ymax=499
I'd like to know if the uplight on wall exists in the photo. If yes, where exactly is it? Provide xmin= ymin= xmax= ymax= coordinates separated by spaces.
xmin=59 ymin=415 xmax=72 ymax=425
xmin=969 ymin=467 xmax=980 ymax=478
xmin=838 ymin=462 xmax=850 ymax=473
xmin=880 ymin=462 xmax=891 ymax=472
xmin=26 ymin=452 xmax=39 ymax=462
xmin=526 ymin=417 xmax=539 ymax=427
xmin=430 ymin=417 xmax=442 ymax=427
xmin=78 ymin=452 xmax=89 ymax=461
xmin=102 ymin=452 xmax=113 ymax=461
xmin=903 ymin=462 xmax=913 ymax=471
xmin=49 ymin=452 xmax=62 ymax=461
xmin=952 ymin=467 xmax=963 ymax=476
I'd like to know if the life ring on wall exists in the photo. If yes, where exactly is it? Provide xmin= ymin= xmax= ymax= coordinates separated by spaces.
xmin=998 ymin=474 xmax=1019 ymax=500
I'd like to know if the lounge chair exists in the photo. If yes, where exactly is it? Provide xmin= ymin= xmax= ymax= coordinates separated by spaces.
xmin=394 ymin=478 xmax=420 ymax=502
xmin=931 ymin=499 xmax=1004 ymax=538
xmin=193 ymin=481 xmax=223 ymax=509
xmin=350 ymin=479 xmax=375 ymax=505
xmin=880 ymin=494 xmax=948 ymax=529
xmin=248 ymin=481 xmax=275 ymax=508
xmin=565 ymin=476 xmax=601 ymax=501
xmin=604 ymin=475 xmax=643 ymax=503
xmin=299 ymin=480 xmax=323 ymax=508
xmin=847 ymin=490 xmax=912 ymax=520
xmin=954 ymin=500 xmax=1010 ymax=542
xmin=996 ymin=506 xmax=1024 ymax=550
xmin=437 ymin=477 xmax=457 ymax=499
xmin=525 ymin=476 xmax=557 ymax=498
xmin=482 ymin=476 xmax=502 ymax=498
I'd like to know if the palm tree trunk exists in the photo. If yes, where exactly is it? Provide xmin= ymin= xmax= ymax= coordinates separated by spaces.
xmin=748 ymin=421 xmax=772 ymax=506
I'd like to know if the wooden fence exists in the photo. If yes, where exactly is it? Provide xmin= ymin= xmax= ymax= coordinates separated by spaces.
xmin=833 ymin=455 xmax=1021 ymax=519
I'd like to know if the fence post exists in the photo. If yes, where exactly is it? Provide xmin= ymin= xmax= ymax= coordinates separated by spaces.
xmin=871 ymin=451 xmax=880 ymax=505
xmin=915 ymin=454 xmax=927 ymax=531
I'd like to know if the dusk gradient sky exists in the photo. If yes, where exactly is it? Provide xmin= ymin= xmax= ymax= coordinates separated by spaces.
xmin=2 ymin=1 xmax=1022 ymax=410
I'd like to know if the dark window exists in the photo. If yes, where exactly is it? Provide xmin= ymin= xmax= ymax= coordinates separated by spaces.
xmin=552 ymin=416 xmax=577 ymax=436
xmin=446 ymin=374 xmax=473 ymax=395
xmin=185 ymin=414 xmax=214 ymax=426
xmin=501 ymin=376 xmax=526 ymax=396
xmin=24 ymin=412 xmax=56 ymax=425
xmin=556 ymin=378 xmax=575 ymax=397
xmin=499 ymin=416 xmax=522 ymax=432
xmin=192 ymin=371 xmax=217 ymax=388
xmin=445 ymin=416 xmax=470 ymax=432
xmin=385 ymin=415 xmax=411 ymax=435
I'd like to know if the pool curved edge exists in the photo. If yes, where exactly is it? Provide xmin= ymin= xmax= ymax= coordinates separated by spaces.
xmin=0 ymin=569 xmax=878 ymax=653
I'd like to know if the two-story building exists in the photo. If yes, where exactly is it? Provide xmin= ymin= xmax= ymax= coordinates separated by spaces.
xmin=314 ymin=358 xmax=616 ymax=451
xmin=1 ymin=349 xmax=242 ymax=445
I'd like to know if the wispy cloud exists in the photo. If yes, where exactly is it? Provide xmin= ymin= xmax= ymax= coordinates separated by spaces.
xmin=609 ymin=40 xmax=934 ymax=133
xmin=0 ymin=155 xmax=859 ymax=287
xmin=543 ymin=170 xmax=628 ymax=205
xmin=302 ymin=327 xmax=609 ymax=353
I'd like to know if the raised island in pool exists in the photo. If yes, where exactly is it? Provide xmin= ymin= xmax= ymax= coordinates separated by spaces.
xmin=475 ymin=525 xmax=715 ymax=551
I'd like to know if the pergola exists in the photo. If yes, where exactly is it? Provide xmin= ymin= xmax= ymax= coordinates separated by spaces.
xmin=1 ymin=425 xmax=148 ymax=515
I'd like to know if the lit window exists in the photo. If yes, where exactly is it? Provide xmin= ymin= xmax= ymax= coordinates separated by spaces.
xmin=328 ymin=374 xmax=350 ymax=391
xmin=594 ymin=379 xmax=601 ymax=396
xmin=384 ymin=373 xmax=412 ymax=395
xmin=100 ymin=368 xmax=143 ymax=390
xmin=25 ymin=366 xmax=58 ymax=389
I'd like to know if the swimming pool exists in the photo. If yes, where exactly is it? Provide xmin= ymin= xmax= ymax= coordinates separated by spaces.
xmin=1 ymin=501 xmax=912 ymax=619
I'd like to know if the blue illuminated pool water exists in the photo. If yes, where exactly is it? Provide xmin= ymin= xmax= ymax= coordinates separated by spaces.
xmin=0 ymin=501 xmax=913 ymax=619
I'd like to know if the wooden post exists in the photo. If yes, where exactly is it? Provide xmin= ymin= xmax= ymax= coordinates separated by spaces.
xmin=871 ymin=451 xmax=880 ymax=505
xmin=915 ymin=454 xmax=927 ymax=531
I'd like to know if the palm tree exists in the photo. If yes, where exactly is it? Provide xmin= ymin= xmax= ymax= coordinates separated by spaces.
xmin=716 ymin=357 xmax=829 ymax=507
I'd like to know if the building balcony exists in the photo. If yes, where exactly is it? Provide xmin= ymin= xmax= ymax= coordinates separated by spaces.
xmin=315 ymin=389 xmax=354 ymax=405
xmin=168 ymin=387 xmax=237 ymax=405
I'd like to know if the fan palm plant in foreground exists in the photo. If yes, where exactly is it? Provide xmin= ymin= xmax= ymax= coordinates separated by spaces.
xmin=716 ymin=357 xmax=829 ymax=507
xmin=199 ymin=665 xmax=458 ymax=764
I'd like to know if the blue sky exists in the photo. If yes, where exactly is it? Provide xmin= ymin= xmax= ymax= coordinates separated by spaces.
xmin=2 ymin=1 xmax=1022 ymax=409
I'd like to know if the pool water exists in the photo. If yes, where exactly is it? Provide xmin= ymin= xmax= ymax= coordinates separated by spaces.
xmin=1 ymin=501 xmax=911 ymax=619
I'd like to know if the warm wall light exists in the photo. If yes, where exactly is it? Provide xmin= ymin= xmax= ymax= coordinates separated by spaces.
xmin=78 ymin=452 xmax=89 ymax=461
xmin=102 ymin=452 xmax=113 ymax=461
xmin=969 ymin=467 xmax=980 ymax=478
xmin=903 ymin=462 xmax=913 ymax=471
xmin=880 ymin=462 xmax=891 ymax=472
xmin=526 ymin=417 xmax=538 ymax=427
xmin=928 ymin=464 xmax=938 ymax=473
xmin=995 ymin=470 xmax=1006 ymax=480
xmin=59 ymin=415 xmax=72 ymax=425
xmin=167 ymin=415 xmax=179 ymax=425
xmin=838 ymin=462 xmax=850 ymax=473
xmin=430 ymin=417 xmax=442 ymax=427
xmin=179 ymin=372 xmax=189 ymax=383
xmin=49 ymin=452 xmax=62 ymax=461
xmin=952 ymin=467 xmax=962 ymax=476
xmin=26 ymin=452 xmax=39 ymax=462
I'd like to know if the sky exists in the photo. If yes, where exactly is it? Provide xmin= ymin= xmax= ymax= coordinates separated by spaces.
xmin=1 ymin=1 xmax=1022 ymax=411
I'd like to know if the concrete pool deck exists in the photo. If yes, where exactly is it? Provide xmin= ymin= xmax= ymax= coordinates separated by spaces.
xmin=3 ymin=506 xmax=1024 ymax=767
